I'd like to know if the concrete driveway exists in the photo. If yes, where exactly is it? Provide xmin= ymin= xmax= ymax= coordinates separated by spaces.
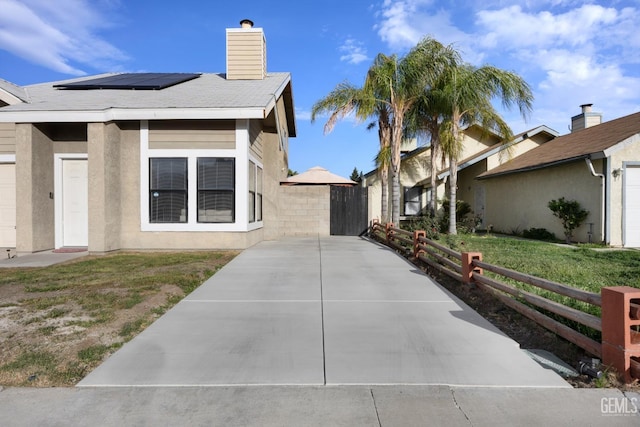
xmin=78 ymin=236 xmax=569 ymax=388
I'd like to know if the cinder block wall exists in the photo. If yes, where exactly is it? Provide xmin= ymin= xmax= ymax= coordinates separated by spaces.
xmin=276 ymin=186 xmax=330 ymax=237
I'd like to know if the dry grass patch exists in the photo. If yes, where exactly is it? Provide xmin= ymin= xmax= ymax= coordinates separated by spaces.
xmin=0 ymin=250 xmax=237 ymax=387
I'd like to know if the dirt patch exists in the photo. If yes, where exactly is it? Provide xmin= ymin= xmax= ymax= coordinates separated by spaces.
xmin=421 ymin=264 xmax=640 ymax=391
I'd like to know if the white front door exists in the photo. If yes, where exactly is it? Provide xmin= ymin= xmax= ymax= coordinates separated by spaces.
xmin=0 ymin=163 xmax=16 ymax=247
xmin=624 ymin=165 xmax=640 ymax=247
xmin=61 ymin=159 xmax=88 ymax=247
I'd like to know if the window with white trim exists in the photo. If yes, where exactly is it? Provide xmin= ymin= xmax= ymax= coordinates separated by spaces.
xmin=197 ymin=158 xmax=235 ymax=223
xmin=149 ymin=158 xmax=188 ymax=223
xmin=248 ymin=161 xmax=263 ymax=223
xmin=256 ymin=165 xmax=263 ymax=222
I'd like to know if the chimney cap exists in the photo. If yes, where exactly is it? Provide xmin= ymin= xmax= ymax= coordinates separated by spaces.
xmin=580 ymin=103 xmax=593 ymax=113
xmin=240 ymin=19 xmax=254 ymax=28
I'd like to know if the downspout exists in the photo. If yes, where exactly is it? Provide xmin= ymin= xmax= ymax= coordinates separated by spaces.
xmin=585 ymin=157 xmax=606 ymax=244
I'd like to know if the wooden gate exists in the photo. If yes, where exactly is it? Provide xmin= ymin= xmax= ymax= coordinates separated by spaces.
xmin=330 ymin=186 xmax=368 ymax=236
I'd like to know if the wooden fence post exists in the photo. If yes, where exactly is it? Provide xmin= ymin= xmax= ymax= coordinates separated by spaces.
xmin=413 ymin=230 xmax=426 ymax=258
xmin=461 ymin=252 xmax=483 ymax=284
xmin=601 ymin=286 xmax=640 ymax=383
xmin=385 ymin=223 xmax=394 ymax=244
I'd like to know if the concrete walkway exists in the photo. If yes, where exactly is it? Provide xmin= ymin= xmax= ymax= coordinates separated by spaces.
xmin=78 ymin=236 xmax=567 ymax=387
xmin=1 ymin=236 xmax=638 ymax=426
xmin=0 ymin=249 xmax=88 ymax=267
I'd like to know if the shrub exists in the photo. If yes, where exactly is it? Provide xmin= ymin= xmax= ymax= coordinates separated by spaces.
xmin=522 ymin=227 xmax=557 ymax=241
xmin=548 ymin=197 xmax=589 ymax=243
xmin=403 ymin=215 xmax=440 ymax=240
xmin=439 ymin=199 xmax=474 ymax=233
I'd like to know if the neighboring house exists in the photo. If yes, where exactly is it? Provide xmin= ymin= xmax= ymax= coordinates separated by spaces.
xmin=0 ymin=20 xmax=296 ymax=253
xmin=283 ymin=166 xmax=357 ymax=186
xmin=479 ymin=105 xmax=640 ymax=247
xmin=363 ymin=124 xmax=557 ymax=225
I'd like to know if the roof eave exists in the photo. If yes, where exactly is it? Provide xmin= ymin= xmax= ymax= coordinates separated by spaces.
xmin=477 ymin=154 xmax=596 ymax=180
xmin=0 ymin=107 xmax=269 ymax=123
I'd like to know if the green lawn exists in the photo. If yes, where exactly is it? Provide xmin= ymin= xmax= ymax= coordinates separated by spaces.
xmin=445 ymin=234 xmax=640 ymax=293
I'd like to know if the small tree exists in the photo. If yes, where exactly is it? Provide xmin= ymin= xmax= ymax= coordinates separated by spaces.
xmin=350 ymin=167 xmax=361 ymax=182
xmin=548 ymin=197 xmax=589 ymax=243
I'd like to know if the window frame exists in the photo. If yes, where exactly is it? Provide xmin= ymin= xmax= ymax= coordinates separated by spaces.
xmin=140 ymin=119 xmax=260 ymax=232
xmin=403 ymin=186 xmax=423 ymax=216
xmin=197 ymin=157 xmax=235 ymax=224
xmin=149 ymin=157 xmax=188 ymax=224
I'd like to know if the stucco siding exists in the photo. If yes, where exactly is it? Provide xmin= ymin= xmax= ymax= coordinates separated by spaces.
xmin=457 ymin=160 xmax=487 ymax=225
xmin=15 ymin=124 xmax=55 ymax=253
xmin=88 ymin=122 xmax=122 ymax=253
xmin=261 ymin=129 xmax=288 ymax=240
xmin=483 ymin=161 xmax=603 ymax=242
xmin=0 ymin=122 xmax=15 ymax=154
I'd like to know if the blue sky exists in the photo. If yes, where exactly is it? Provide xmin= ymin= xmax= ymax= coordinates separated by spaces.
xmin=1 ymin=0 xmax=639 ymax=179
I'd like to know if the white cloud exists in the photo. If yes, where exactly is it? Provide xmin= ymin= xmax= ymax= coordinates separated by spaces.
xmin=476 ymin=4 xmax=620 ymax=50
xmin=374 ymin=0 xmax=477 ymax=60
xmin=339 ymin=38 xmax=370 ymax=64
xmin=0 ymin=0 xmax=127 ymax=75
xmin=372 ymin=1 xmax=640 ymax=133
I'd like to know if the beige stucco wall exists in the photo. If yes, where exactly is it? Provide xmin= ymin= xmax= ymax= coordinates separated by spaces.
xmin=88 ymin=122 xmax=122 ymax=252
xmin=457 ymin=160 xmax=487 ymax=225
xmin=483 ymin=160 xmax=603 ymax=242
xmin=275 ymin=186 xmax=330 ymax=237
xmin=115 ymin=121 xmax=267 ymax=251
xmin=15 ymin=124 xmax=55 ymax=253
xmin=365 ymin=130 xmax=501 ymax=222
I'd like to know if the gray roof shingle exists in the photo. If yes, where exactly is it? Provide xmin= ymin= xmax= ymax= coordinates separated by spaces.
xmin=479 ymin=111 xmax=640 ymax=179
xmin=0 ymin=72 xmax=291 ymax=112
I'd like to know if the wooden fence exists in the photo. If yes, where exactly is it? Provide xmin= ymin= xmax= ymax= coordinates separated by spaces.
xmin=370 ymin=221 xmax=640 ymax=383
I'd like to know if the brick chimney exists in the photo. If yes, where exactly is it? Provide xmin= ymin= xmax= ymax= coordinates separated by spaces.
xmin=226 ymin=19 xmax=266 ymax=80
xmin=571 ymin=104 xmax=602 ymax=132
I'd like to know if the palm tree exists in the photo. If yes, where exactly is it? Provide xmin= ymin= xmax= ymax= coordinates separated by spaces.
xmin=402 ymin=38 xmax=461 ymax=217
xmin=310 ymin=81 xmax=392 ymax=221
xmin=405 ymin=83 xmax=451 ymax=217
xmin=364 ymin=39 xmax=459 ymax=225
xmin=439 ymin=64 xmax=533 ymax=234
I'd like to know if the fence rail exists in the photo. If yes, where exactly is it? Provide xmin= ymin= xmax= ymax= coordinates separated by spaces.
xmin=369 ymin=221 xmax=640 ymax=383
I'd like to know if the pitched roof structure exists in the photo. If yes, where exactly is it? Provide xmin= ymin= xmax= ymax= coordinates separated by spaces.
xmin=0 ymin=72 xmax=296 ymax=136
xmin=0 ymin=78 xmax=28 ymax=104
xmin=284 ymin=166 xmax=356 ymax=185
xmin=437 ymin=125 xmax=558 ymax=179
xmin=479 ymin=111 xmax=640 ymax=179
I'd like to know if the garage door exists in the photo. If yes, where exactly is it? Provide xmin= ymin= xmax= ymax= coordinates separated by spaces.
xmin=0 ymin=163 xmax=16 ymax=247
xmin=625 ymin=165 xmax=640 ymax=247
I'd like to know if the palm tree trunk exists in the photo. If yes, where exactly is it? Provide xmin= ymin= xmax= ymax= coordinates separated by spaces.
xmin=429 ymin=135 xmax=440 ymax=217
xmin=381 ymin=167 xmax=389 ymax=222
xmin=391 ymin=163 xmax=400 ymax=225
xmin=391 ymin=121 xmax=403 ymax=226
xmin=448 ymin=155 xmax=458 ymax=235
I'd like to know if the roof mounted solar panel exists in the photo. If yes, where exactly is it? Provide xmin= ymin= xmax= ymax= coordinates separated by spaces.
xmin=54 ymin=73 xmax=201 ymax=90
